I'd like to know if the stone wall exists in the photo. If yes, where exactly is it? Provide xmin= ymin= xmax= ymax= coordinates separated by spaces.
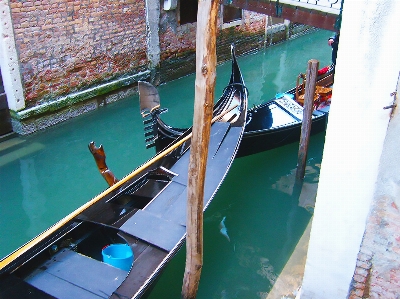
xmin=10 ymin=0 xmax=148 ymax=108
xmin=157 ymin=9 xmax=312 ymax=83
xmin=158 ymin=8 xmax=267 ymax=82
xmin=158 ymin=9 xmax=197 ymax=82
xmin=217 ymin=10 xmax=266 ymax=60
xmin=2 ymin=1 xmax=314 ymax=135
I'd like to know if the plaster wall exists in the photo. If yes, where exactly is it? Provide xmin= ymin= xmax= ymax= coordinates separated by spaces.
xmin=300 ymin=1 xmax=400 ymax=298
xmin=0 ymin=0 xmax=25 ymax=111
xmin=145 ymin=0 xmax=160 ymax=69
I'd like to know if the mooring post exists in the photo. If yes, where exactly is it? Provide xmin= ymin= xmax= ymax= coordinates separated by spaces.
xmin=181 ymin=0 xmax=219 ymax=298
xmin=296 ymin=59 xmax=319 ymax=181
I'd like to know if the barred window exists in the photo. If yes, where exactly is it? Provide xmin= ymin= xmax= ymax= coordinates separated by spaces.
xmin=180 ymin=0 xmax=198 ymax=25
xmin=223 ymin=5 xmax=242 ymax=23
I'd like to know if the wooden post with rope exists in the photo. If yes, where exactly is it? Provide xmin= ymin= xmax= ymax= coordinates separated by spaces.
xmin=181 ymin=0 xmax=219 ymax=298
xmin=296 ymin=59 xmax=319 ymax=181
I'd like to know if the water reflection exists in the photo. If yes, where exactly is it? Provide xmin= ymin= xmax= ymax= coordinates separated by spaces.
xmin=20 ymin=158 xmax=47 ymax=238
xmin=0 ymin=30 xmax=332 ymax=297
xmin=272 ymin=162 xmax=321 ymax=213
xmin=0 ymin=140 xmax=43 ymax=167
xmin=219 ymin=216 xmax=231 ymax=242
xmin=145 ymin=129 xmax=326 ymax=299
xmin=272 ymin=51 xmax=287 ymax=94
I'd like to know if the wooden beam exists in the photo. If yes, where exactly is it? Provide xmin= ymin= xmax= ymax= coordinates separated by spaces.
xmin=181 ymin=0 xmax=219 ymax=298
xmin=296 ymin=59 xmax=319 ymax=181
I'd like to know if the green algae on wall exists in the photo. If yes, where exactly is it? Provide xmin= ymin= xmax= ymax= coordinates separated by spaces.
xmin=13 ymin=71 xmax=150 ymax=121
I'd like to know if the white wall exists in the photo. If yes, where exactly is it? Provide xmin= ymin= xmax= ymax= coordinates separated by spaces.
xmin=0 ymin=0 xmax=25 ymax=111
xmin=145 ymin=0 xmax=161 ymax=69
xmin=300 ymin=1 xmax=400 ymax=298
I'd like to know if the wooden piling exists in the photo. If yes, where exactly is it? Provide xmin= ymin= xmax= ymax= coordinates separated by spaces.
xmin=296 ymin=59 xmax=319 ymax=181
xmin=181 ymin=0 xmax=219 ymax=298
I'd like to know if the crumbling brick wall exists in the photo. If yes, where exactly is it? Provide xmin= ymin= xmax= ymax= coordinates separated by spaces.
xmin=217 ymin=10 xmax=266 ymax=60
xmin=9 ymin=1 xmax=286 ymax=109
xmin=10 ymin=0 xmax=148 ymax=108
xmin=158 ymin=8 xmax=267 ymax=82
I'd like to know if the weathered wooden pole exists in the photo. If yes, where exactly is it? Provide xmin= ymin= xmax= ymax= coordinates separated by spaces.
xmin=296 ymin=59 xmax=319 ymax=181
xmin=181 ymin=0 xmax=219 ymax=298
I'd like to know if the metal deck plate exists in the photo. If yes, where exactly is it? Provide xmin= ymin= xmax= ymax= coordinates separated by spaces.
xmin=25 ymin=249 xmax=128 ymax=299
xmin=120 ymin=209 xmax=186 ymax=252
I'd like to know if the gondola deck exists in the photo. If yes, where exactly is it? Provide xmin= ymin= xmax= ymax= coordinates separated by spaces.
xmin=0 ymin=45 xmax=248 ymax=299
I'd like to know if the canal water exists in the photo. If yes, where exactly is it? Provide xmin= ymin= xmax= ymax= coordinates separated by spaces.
xmin=0 ymin=30 xmax=331 ymax=298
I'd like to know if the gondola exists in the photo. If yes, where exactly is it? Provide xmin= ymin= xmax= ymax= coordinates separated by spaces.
xmin=0 ymin=45 xmax=248 ymax=299
xmin=143 ymin=64 xmax=334 ymax=158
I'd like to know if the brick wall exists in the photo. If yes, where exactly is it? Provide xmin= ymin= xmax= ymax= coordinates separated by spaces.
xmin=158 ymin=8 xmax=267 ymax=82
xmin=8 ymin=1 xmax=300 ymax=112
xmin=217 ymin=10 xmax=266 ymax=60
xmin=10 ymin=0 xmax=148 ymax=108
xmin=158 ymin=9 xmax=197 ymax=82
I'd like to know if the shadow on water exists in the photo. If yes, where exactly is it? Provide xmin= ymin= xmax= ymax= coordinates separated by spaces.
xmin=143 ymin=30 xmax=332 ymax=299
xmin=145 ymin=133 xmax=326 ymax=299
xmin=0 ymin=29 xmax=332 ymax=297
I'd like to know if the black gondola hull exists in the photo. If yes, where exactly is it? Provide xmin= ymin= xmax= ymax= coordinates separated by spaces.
xmin=0 ymin=46 xmax=248 ymax=299
xmin=148 ymin=70 xmax=334 ymax=158
xmin=237 ymin=112 xmax=328 ymax=157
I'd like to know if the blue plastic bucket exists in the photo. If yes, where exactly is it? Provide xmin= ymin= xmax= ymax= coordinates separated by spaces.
xmin=102 ymin=244 xmax=133 ymax=271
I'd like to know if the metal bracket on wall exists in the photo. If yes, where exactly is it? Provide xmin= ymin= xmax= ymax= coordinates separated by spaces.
xmin=383 ymin=91 xmax=398 ymax=119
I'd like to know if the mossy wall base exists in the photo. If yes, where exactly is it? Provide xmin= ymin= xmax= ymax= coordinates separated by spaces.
xmin=11 ymin=71 xmax=150 ymax=135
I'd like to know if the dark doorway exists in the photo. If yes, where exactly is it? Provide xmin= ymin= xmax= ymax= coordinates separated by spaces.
xmin=179 ymin=0 xmax=198 ymax=25
xmin=223 ymin=5 xmax=242 ymax=23
xmin=0 ymin=69 xmax=13 ymax=136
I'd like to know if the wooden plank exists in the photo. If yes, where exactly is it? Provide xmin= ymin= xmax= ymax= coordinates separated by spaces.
xmin=27 ymin=272 xmax=103 ymax=299
xmin=163 ymin=127 xmax=243 ymax=226
xmin=145 ymin=181 xmax=187 ymax=216
xmin=119 ymin=209 xmax=186 ymax=252
xmin=110 ymin=245 xmax=167 ymax=299
xmin=169 ymin=122 xmax=230 ymax=186
xmin=296 ymin=59 xmax=319 ymax=180
xmin=25 ymin=249 xmax=127 ymax=299
xmin=0 ymin=274 xmax=57 ymax=299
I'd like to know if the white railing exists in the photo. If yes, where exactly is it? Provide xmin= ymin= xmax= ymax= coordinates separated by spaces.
xmin=278 ymin=0 xmax=342 ymax=15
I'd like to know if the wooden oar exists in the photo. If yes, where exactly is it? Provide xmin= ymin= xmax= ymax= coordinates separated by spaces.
xmin=0 ymin=103 xmax=239 ymax=271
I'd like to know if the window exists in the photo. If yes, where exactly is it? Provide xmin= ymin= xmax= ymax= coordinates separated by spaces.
xmin=223 ymin=5 xmax=242 ymax=23
xmin=180 ymin=0 xmax=198 ymax=25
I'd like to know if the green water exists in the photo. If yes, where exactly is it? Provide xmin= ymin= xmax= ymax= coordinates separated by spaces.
xmin=146 ymin=136 xmax=325 ymax=299
xmin=0 ymin=30 xmax=332 ymax=297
